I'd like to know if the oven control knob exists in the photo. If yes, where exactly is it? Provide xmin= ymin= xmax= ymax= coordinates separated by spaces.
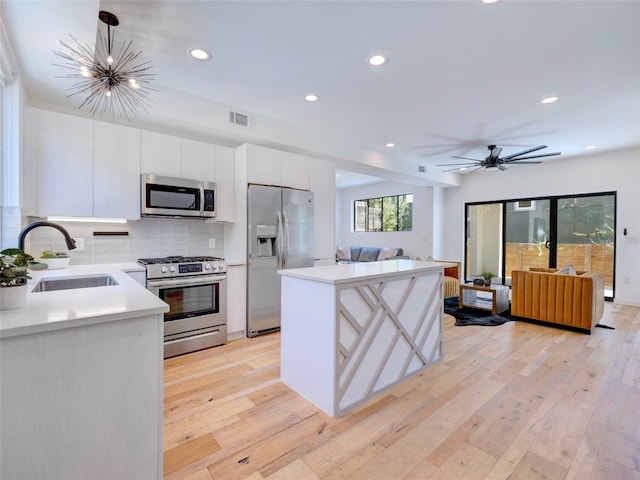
xmin=219 ymin=261 xmax=226 ymax=271
xmin=169 ymin=266 xmax=176 ymax=273
xmin=161 ymin=267 xmax=168 ymax=273
xmin=204 ymin=263 xmax=212 ymax=270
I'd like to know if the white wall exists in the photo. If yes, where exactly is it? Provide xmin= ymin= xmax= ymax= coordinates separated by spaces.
xmin=442 ymin=147 xmax=640 ymax=306
xmin=337 ymin=181 xmax=434 ymax=260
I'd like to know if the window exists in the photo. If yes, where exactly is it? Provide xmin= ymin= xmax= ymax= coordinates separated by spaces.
xmin=354 ymin=194 xmax=412 ymax=232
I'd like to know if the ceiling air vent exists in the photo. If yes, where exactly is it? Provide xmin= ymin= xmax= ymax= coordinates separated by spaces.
xmin=418 ymin=164 xmax=427 ymax=173
xmin=229 ymin=110 xmax=250 ymax=127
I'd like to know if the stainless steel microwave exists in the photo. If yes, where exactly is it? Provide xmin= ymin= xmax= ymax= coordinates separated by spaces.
xmin=141 ymin=174 xmax=216 ymax=218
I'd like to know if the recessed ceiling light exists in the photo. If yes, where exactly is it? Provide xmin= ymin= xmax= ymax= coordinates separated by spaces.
xmin=385 ymin=142 xmax=395 ymax=148
xmin=479 ymin=0 xmax=502 ymax=4
xmin=541 ymin=96 xmax=558 ymax=104
xmin=368 ymin=54 xmax=388 ymax=66
xmin=304 ymin=94 xmax=319 ymax=102
xmin=189 ymin=48 xmax=211 ymax=61
xmin=586 ymin=145 xmax=597 ymax=150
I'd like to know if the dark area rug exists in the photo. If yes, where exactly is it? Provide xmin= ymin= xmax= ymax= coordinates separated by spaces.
xmin=444 ymin=297 xmax=511 ymax=327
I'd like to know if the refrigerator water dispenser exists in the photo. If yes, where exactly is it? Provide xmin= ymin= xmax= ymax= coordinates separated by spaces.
xmin=256 ymin=224 xmax=277 ymax=257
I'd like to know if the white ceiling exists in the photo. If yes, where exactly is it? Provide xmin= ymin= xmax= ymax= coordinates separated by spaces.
xmin=2 ymin=0 xmax=639 ymax=187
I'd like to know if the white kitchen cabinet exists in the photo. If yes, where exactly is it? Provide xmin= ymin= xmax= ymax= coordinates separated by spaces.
xmin=140 ymin=130 xmax=181 ymax=177
xmin=246 ymin=144 xmax=282 ymax=186
xmin=281 ymin=151 xmax=310 ymax=190
xmin=246 ymin=144 xmax=311 ymax=190
xmin=226 ymin=263 xmax=246 ymax=339
xmin=215 ymin=145 xmax=235 ymax=222
xmin=180 ymin=138 xmax=216 ymax=181
xmin=93 ymin=121 xmax=141 ymax=220
xmin=21 ymin=107 xmax=37 ymax=216
xmin=35 ymin=109 xmax=93 ymax=217
xmin=310 ymin=158 xmax=336 ymax=264
xmin=0 ymin=313 xmax=163 ymax=479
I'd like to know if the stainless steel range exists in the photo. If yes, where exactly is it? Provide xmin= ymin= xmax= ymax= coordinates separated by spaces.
xmin=138 ymin=256 xmax=227 ymax=358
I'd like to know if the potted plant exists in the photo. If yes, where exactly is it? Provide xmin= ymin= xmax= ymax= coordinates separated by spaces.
xmin=481 ymin=272 xmax=494 ymax=287
xmin=40 ymin=250 xmax=71 ymax=270
xmin=1 ymin=248 xmax=33 ymax=310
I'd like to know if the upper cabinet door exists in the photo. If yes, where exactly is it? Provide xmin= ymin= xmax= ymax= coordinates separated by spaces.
xmin=281 ymin=152 xmax=310 ymax=190
xmin=246 ymin=144 xmax=281 ymax=186
xmin=214 ymin=145 xmax=235 ymax=222
xmin=36 ymin=110 xmax=93 ymax=217
xmin=180 ymin=138 xmax=216 ymax=181
xmin=93 ymin=121 xmax=141 ymax=220
xmin=140 ymin=131 xmax=180 ymax=177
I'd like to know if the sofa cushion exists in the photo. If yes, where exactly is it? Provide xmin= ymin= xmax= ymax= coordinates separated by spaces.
xmin=377 ymin=247 xmax=398 ymax=261
xmin=349 ymin=246 xmax=362 ymax=261
xmin=555 ymin=263 xmax=577 ymax=275
xmin=357 ymin=247 xmax=381 ymax=262
xmin=336 ymin=245 xmax=351 ymax=260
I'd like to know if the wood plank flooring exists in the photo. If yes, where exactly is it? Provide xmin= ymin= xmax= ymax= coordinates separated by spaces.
xmin=163 ymin=303 xmax=640 ymax=480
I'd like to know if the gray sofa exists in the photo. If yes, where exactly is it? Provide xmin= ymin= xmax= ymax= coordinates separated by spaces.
xmin=336 ymin=245 xmax=408 ymax=263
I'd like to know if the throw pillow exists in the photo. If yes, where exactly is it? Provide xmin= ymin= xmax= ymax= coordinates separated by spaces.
xmin=555 ymin=263 xmax=577 ymax=275
xmin=336 ymin=245 xmax=351 ymax=260
xmin=357 ymin=247 xmax=381 ymax=262
xmin=377 ymin=247 xmax=398 ymax=261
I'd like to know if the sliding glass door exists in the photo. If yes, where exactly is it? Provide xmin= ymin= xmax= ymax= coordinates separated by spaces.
xmin=465 ymin=192 xmax=615 ymax=299
xmin=505 ymin=199 xmax=551 ymax=280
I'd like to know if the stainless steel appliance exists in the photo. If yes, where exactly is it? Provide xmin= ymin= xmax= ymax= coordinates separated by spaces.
xmin=138 ymin=256 xmax=227 ymax=358
xmin=247 ymin=184 xmax=314 ymax=337
xmin=141 ymin=174 xmax=216 ymax=218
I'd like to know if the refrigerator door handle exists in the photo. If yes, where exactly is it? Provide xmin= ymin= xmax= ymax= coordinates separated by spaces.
xmin=276 ymin=211 xmax=284 ymax=269
xmin=282 ymin=211 xmax=289 ymax=269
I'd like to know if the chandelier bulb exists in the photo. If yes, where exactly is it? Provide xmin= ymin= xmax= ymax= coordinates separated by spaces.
xmin=107 ymin=55 xmax=114 ymax=65
xmin=105 ymin=89 xmax=112 ymax=97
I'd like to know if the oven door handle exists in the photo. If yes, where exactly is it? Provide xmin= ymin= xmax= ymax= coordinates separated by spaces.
xmin=147 ymin=275 xmax=226 ymax=288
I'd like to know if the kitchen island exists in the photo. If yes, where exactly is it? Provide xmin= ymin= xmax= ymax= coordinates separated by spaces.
xmin=0 ymin=264 xmax=168 ymax=480
xmin=279 ymin=259 xmax=451 ymax=417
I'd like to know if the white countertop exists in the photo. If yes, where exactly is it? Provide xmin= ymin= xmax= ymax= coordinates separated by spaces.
xmin=0 ymin=263 xmax=168 ymax=339
xmin=278 ymin=259 xmax=455 ymax=285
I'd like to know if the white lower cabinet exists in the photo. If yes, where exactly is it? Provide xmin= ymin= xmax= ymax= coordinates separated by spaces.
xmin=226 ymin=263 xmax=246 ymax=339
xmin=0 ymin=314 xmax=163 ymax=479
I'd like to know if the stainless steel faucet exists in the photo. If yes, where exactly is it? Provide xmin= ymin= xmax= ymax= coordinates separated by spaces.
xmin=18 ymin=221 xmax=77 ymax=252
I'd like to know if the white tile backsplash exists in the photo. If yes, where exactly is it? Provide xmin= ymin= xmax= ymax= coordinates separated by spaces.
xmin=20 ymin=217 xmax=226 ymax=264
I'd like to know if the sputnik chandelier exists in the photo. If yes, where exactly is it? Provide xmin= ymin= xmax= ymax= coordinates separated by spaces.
xmin=54 ymin=10 xmax=155 ymax=119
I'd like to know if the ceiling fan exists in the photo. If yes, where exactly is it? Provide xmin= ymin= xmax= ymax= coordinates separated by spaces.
xmin=436 ymin=144 xmax=561 ymax=173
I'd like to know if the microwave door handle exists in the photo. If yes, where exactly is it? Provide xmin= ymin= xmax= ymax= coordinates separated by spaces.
xmin=199 ymin=187 xmax=205 ymax=215
xmin=276 ymin=211 xmax=284 ymax=269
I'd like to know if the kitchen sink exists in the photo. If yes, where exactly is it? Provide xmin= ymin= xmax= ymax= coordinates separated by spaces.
xmin=32 ymin=274 xmax=119 ymax=292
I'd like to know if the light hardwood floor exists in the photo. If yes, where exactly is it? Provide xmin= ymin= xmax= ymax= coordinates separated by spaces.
xmin=163 ymin=303 xmax=640 ymax=480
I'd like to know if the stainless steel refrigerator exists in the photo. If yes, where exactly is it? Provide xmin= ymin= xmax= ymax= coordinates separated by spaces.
xmin=247 ymin=184 xmax=314 ymax=337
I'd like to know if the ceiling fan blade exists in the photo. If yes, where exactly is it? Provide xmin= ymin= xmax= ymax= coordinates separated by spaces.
xmin=441 ymin=166 xmax=468 ymax=172
xmin=436 ymin=162 xmax=479 ymax=167
xmin=451 ymin=156 xmax=482 ymax=162
xmin=468 ymin=166 xmax=484 ymax=174
xmin=504 ymin=152 xmax=561 ymax=162
xmin=489 ymin=146 xmax=502 ymax=160
xmin=501 ymin=145 xmax=547 ymax=160
xmin=502 ymin=160 xmax=542 ymax=165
